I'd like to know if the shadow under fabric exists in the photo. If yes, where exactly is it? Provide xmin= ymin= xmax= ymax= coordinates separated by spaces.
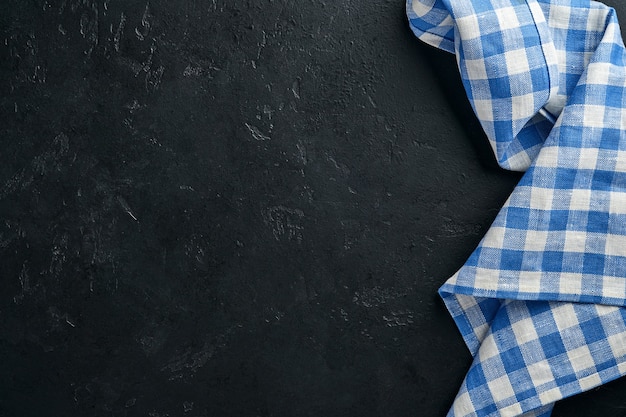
xmin=407 ymin=1 xmax=626 ymax=416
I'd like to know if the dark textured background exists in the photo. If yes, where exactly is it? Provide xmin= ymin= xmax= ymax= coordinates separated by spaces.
xmin=2 ymin=0 xmax=626 ymax=416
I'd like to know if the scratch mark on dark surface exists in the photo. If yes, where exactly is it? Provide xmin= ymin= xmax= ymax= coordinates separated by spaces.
xmin=135 ymin=2 xmax=152 ymax=41
xmin=244 ymin=122 xmax=271 ymax=141
xmin=117 ymin=196 xmax=138 ymax=221
xmin=113 ymin=12 xmax=126 ymax=52
xmin=160 ymin=328 xmax=235 ymax=382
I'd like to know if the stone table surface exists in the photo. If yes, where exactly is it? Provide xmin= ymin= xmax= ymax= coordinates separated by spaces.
xmin=1 ymin=0 xmax=626 ymax=416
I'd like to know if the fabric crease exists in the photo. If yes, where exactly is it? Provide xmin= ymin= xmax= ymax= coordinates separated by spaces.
xmin=407 ymin=1 xmax=626 ymax=416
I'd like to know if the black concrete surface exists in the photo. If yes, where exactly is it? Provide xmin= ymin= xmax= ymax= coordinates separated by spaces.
xmin=1 ymin=1 xmax=626 ymax=416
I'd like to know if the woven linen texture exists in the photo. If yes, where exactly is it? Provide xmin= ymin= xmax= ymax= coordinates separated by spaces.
xmin=407 ymin=1 xmax=626 ymax=416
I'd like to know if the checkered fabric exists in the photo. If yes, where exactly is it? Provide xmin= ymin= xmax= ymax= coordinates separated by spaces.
xmin=407 ymin=1 xmax=626 ymax=416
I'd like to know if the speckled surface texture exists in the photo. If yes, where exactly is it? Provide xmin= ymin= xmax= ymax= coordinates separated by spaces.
xmin=1 ymin=1 xmax=626 ymax=416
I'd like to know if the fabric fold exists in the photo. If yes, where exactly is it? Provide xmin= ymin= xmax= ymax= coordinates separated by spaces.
xmin=407 ymin=1 xmax=626 ymax=416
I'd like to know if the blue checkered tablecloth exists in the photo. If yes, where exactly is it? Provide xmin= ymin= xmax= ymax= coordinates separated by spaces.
xmin=407 ymin=1 xmax=626 ymax=416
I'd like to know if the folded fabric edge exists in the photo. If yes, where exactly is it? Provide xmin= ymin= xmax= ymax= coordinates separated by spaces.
xmin=439 ymin=278 xmax=626 ymax=355
xmin=438 ymin=290 xmax=497 ymax=356
xmin=405 ymin=0 xmax=455 ymax=53
xmin=442 ymin=294 xmax=626 ymax=417
xmin=440 ymin=280 xmax=626 ymax=309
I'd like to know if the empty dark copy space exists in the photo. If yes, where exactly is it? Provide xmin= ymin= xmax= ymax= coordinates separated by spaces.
xmin=2 ymin=1 xmax=626 ymax=416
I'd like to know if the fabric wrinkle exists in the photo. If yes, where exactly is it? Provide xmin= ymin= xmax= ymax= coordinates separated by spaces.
xmin=407 ymin=1 xmax=626 ymax=416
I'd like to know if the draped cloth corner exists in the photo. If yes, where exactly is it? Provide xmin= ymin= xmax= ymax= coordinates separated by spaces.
xmin=407 ymin=1 xmax=626 ymax=416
